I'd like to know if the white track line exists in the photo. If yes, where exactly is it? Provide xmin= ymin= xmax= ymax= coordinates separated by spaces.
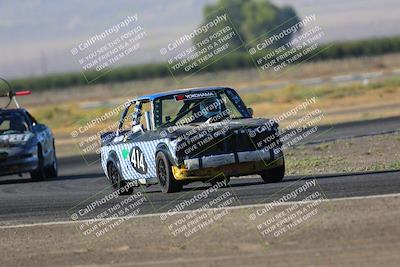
xmin=1 ymin=192 xmax=399 ymax=229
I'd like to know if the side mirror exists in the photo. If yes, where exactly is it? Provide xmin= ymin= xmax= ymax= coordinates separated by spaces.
xmin=131 ymin=124 xmax=144 ymax=134
xmin=247 ymin=107 xmax=254 ymax=117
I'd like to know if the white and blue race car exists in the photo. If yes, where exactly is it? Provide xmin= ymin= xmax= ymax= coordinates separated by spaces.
xmin=100 ymin=87 xmax=284 ymax=194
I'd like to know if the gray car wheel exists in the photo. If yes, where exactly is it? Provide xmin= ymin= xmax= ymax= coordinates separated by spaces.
xmin=30 ymin=145 xmax=45 ymax=181
xmin=45 ymin=143 xmax=58 ymax=178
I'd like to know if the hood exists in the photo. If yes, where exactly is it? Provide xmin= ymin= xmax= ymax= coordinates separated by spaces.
xmin=163 ymin=117 xmax=278 ymax=138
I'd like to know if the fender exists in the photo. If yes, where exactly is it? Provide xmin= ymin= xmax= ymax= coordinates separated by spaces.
xmin=155 ymin=143 xmax=177 ymax=166
xmin=106 ymin=150 xmax=123 ymax=180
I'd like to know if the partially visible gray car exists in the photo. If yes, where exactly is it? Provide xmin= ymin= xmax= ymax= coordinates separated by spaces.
xmin=0 ymin=106 xmax=57 ymax=181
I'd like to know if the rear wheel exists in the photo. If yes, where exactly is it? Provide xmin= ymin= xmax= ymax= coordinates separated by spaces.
xmin=156 ymin=152 xmax=182 ymax=193
xmin=108 ymin=162 xmax=133 ymax=195
xmin=30 ymin=145 xmax=45 ymax=181
xmin=260 ymin=160 xmax=285 ymax=183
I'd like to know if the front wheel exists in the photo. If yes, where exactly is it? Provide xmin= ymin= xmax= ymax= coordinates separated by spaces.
xmin=45 ymin=143 xmax=58 ymax=178
xmin=260 ymin=160 xmax=285 ymax=183
xmin=156 ymin=152 xmax=182 ymax=193
xmin=108 ymin=162 xmax=133 ymax=195
xmin=30 ymin=145 xmax=45 ymax=181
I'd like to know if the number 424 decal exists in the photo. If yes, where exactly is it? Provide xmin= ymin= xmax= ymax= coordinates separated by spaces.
xmin=129 ymin=146 xmax=148 ymax=174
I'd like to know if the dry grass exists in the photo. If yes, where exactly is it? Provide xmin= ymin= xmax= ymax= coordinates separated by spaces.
xmin=286 ymin=133 xmax=400 ymax=175
xmin=247 ymin=78 xmax=400 ymax=127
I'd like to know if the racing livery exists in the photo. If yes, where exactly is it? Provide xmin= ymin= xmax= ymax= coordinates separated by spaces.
xmin=0 ymin=91 xmax=58 ymax=180
xmin=101 ymin=86 xmax=284 ymax=194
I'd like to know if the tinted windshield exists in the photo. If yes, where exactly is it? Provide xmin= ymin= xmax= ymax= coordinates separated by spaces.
xmin=153 ymin=89 xmax=249 ymax=128
xmin=0 ymin=113 xmax=29 ymax=134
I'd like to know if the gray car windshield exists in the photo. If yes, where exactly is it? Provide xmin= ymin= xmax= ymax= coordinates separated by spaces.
xmin=0 ymin=114 xmax=28 ymax=134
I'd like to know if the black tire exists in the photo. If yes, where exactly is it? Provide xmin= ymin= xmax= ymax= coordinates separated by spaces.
xmin=45 ymin=142 xmax=58 ymax=178
xmin=107 ymin=162 xmax=133 ymax=195
xmin=30 ymin=145 xmax=45 ymax=181
xmin=260 ymin=161 xmax=285 ymax=183
xmin=156 ymin=152 xmax=182 ymax=193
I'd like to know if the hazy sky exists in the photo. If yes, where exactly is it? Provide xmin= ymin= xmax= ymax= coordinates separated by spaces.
xmin=1 ymin=0 xmax=399 ymax=78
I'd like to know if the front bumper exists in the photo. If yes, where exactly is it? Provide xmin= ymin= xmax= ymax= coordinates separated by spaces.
xmin=173 ymin=149 xmax=284 ymax=180
xmin=0 ymin=147 xmax=37 ymax=176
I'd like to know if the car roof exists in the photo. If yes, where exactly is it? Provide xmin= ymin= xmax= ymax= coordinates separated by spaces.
xmin=133 ymin=86 xmax=231 ymax=102
xmin=0 ymin=108 xmax=27 ymax=115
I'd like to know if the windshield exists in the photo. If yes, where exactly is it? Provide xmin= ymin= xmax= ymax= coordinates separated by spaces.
xmin=0 ymin=113 xmax=29 ymax=135
xmin=154 ymin=89 xmax=250 ymax=128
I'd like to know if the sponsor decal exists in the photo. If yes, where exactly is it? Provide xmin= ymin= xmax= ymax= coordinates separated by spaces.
xmin=122 ymin=148 xmax=130 ymax=159
xmin=174 ymin=91 xmax=216 ymax=101
xmin=129 ymin=146 xmax=148 ymax=174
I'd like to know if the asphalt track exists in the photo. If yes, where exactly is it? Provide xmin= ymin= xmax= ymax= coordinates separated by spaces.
xmin=0 ymin=116 xmax=399 ymax=226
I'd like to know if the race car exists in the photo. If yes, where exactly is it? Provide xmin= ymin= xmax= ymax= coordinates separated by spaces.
xmin=0 ymin=91 xmax=58 ymax=181
xmin=101 ymin=86 xmax=284 ymax=194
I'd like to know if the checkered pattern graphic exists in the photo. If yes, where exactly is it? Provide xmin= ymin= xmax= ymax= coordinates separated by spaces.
xmin=101 ymin=138 xmax=175 ymax=182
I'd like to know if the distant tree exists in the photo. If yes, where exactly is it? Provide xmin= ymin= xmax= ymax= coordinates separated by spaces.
xmin=194 ymin=0 xmax=301 ymax=50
